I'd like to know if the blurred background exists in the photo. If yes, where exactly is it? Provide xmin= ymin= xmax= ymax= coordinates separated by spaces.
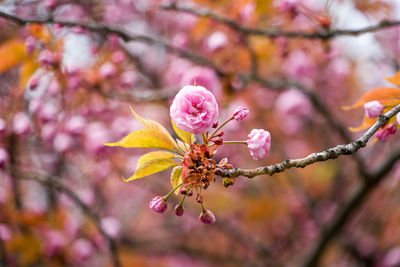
xmin=0 ymin=0 xmax=400 ymax=266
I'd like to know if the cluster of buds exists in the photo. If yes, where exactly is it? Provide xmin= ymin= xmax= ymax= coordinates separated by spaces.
xmin=144 ymin=85 xmax=272 ymax=224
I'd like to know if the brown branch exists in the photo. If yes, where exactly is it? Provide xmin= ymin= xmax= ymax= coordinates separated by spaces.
xmin=19 ymin=173 xmax=121 ymax=267
xmin=218 ymin=104 xmax=400 ymax=179
xmin=301 ymin=148 xmax=400 ymax=267
xmin=162 ymin=2 xmax=400 ymax=39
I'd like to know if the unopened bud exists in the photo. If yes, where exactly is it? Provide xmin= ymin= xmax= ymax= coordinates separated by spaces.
xmin=149 ymin=196 xmax=168 ymax=213
xmin=196 ymin=195 xmax=203 ymax=203
xmin=232 ymin=107 xmax=249 ymax=121
xmin=212 ymin=121 xmax=219 ymax=128
xmin=174 ymin=204 xmax=184 ymax=216
xmin=199 ymin=209 xmax=216 ymax=224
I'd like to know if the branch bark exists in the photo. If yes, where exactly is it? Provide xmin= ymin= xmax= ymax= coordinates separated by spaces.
xmin=162 ymin=2 xmax=400 ymax=39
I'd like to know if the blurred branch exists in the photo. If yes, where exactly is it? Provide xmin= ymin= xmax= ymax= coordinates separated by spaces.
xmin=6 ymin=134 xmax=22 ymax=209
xmin=218 ymin=104 xmax=400 ymax=178
xmin=19 ymin=173 xmax=121 ymax=267
xmin=301 ymin=148 xmax=400 ymax=267
xmin=162 ymin=2 xmax=400 ymax=39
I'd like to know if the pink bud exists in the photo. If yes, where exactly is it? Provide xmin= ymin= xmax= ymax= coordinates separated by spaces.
xmin=25 ymin=36 xmax=37 ymax=55
xmin=13 ymin=112 xmax=31 ymax=135
xmin=212 ymin=121 xmax=218 ymax=128
xmin=0 ymin=148 xmax=8 ymax=169
xmin=39 ymin=102 xmax=59 ymax=121
xmin=44 ymin=0 xmax=58 ymax=9
xmin=99 ymin=62 xmax=117 ymax=79
xmin=376 ymin=129 xmax=389 ymax=141
xmin=247 ymin=129 xmax=271 ymax=160
xmin=387 ymin=123 xmax=397 ymax=135
xmin=71 ymin=239 xmax=93 ymax=262
xmin=149 ymin=196 xmax=168 ymax=213
xmin=53 ymin=133 xmax=73 ymax=153
xmin=38 ymin=49 xmax=57 ymax=66
xmin=174 ymin=204 xmax=184 ymax=216
xmin=100 ymin=217 xmax=121 ymax=239
xmin=111 ymin=51 xmax=125 ymax=64
xmin=364 ymin=101 xmax=384 ymax=118
xmin=199 ymin=209 xmax=216 ymax=224
xmin=0 ymin=118 xmax=6 ymax=135
xmin=0 ymin=224 xmax=12 ymax=241
xmin=232 ymin=107 xmax=249 ymax=121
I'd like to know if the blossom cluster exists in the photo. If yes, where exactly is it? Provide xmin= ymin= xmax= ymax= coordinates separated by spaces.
xmin=106 ymin=85 xmax=272 ymax=224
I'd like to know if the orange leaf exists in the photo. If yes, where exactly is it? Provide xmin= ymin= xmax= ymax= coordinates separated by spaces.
xmin=343 ymin=87 xmax=400 ymax=110
xmin=0 ymin=39 xmax=26 ymax=73
xmin=28 ymin=24 xmax=51 ymax=43
xmin=385 ymin=71 xmax=400 ymax=86
xmin=349 ymin=116 xmax=376 ymax=132
xmin=19 ymin=59 xmax=39 ymax=88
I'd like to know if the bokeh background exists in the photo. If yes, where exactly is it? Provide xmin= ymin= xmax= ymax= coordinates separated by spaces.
xmin=0 ymin=0 xmax=400 ymax=266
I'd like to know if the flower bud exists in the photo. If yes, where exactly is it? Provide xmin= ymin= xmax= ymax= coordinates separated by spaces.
xmin=174 ymin=204 xmax=184 ymax=216
xmin=376 ymin=129 xmax=388 ymax=141
xmin=199 ymin=209 xmax=216 ymax=224
xmin=0 ymin=118 xmax=6 ymax=135
xmin=212 ymin=121 xmax=218 ymax=128
xmin=387 ymin=123 xmax=397 ymax=135
xmin=149 ymin=196 xmax=168 ymax=213
xmin=247 ymin=129 xmax=271 ymax=160
xmin=0 ymin=148 xmax=9 ymax=169
xmin=233 ymin=107 xmax=249 ymax=121
xmin=99 ymin=62 xmax=117 ymax=79
xmin=364 ymin=101 xmax=384 ymax=118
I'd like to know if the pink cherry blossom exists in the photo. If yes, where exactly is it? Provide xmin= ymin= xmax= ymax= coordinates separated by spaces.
xmin=149 ymin=196 xmax=168 ymax=213
xmin=100 ymin=217 xmax=121 ymax=239
xmin=199 ymin=209 xmax=216 ymax=224
xmin=233 ymin=107 xmax=249 ymax=121
xmin=99 ymin=62 xmax=117 ymax=78
xmin=364 ymin=101 xmax=384 ymax=118
xmin=13 ymin=112 xmax=31 ymax=135
xmin=170 ymin=85 xmax=219 ymax=134
xmin=247 ymin=129 xmax=271 ymax=160
xmin=206 ymin=31 xmax=228 ymax=52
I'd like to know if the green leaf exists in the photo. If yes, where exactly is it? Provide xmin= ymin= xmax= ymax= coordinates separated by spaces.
xmin=172 ymin=119 xmax=195 ymax=144
xmin=104 ymin=129 xmax=176 ymax=151
xmin=130 ymin=106 xmax=177 ymax=148
xmin=170 ymin=166 xmax=182 ymax=195
xmin=137 ymin=151 xmax=176 ymax=167
xmin=123 ymin=158 xmax=178 ymax=182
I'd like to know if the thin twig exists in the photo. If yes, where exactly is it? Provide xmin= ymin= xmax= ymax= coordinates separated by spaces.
xmin=19 ymin=173 xmax=121 ymax=267
xmin=162 ymin=2 xmax=400 ymax=39
xmin=218 ymin=104 xmax=400 ymax=179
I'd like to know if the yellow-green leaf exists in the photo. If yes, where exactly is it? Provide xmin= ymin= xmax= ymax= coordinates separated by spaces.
xmin=137 ymin=151 xmax=176 ymax=168
xmin=170 ymin=166 xmax=182 ymax=195
xmin=124 ymin=158 xmax=178 ymax=182
xmin=130 ymin=106 xmax=177 ymax=147
xmin=172 ymin=119 xmax=195 ymax=144
xmin=104 ymin=129 xmax=175 ymax=151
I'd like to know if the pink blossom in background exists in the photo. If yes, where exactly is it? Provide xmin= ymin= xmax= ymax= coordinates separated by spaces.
xmin=247 ymin=129 xmax=271 ymax=160
xmin=0 ymin=224 xmax=11 ymax=241
xmin=239 ymin=2 xmax=256 ymax=22
xmin=179 ymin=66 xmax=222 ymax=100
xmin=0 ymin=118 xmax=6 ymax=134
xmin=43 ymin=230 xmax=66 ymax=257
xmin=283 ymin=51 xmax=316 ymax=84
xmin=0 ymin=148 xmax=8 ymax=168
xmin=71 ymin=238 xmax=93 ymax=263
xmin=41 ymin=123 xmax=57 ymax=142
xmin=38 ymin=49 xmax=58 ymax=66
xmin=119 ymin=70 xmax=138 ymax=87
xmin=364 ymin=101 xmax=384 ymax=118
xmin=99 ymin=62 xmax=117 ymax=79
xmin=170 ymin=85 xmax=219 ymax=134
xmin=39 ymin=102 xmax=59 ymax=122
xmin=206 ymin=31 xmax=228 ymax=52
xmin=53 ymin=132 xmax=74 ymax=153
xmin=65 ymin=116 xmax=86 ymax=135
xmin=163 ymin=58 xmax=192 ymax=86
xmin=172 ymin=33 xmax=190 ymax=49
xmin=13 ymin=112 xmax=31 ymax=135
xmin=101 ymin=217 xmax=122 ymax=239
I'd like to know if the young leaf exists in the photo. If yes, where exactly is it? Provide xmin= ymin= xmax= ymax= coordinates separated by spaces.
xmin=170 ymin=166 xmax=182 ymax=195
xmin=104 ymin=129 xmax=176 ymax=151
xmin=124 ymin=158 xmax=178 ymax=182
xmin=349 ymin=116 xmax=377 ymax=132
xmin=0 ymin=39 xmax=26 ymax=73
xmin=137 ymin=151 xmax=176 ymax=167
xmin=342 ymin=87 xmax=400 ymax=110
xmin=176 ymin=139 xmax=189 ymax=152
xmin=385 ymin=71 xmax=400 ymax=86
xmin=129 ymin=106 xmax=177 ymax=148
xmin=172 ymin=119 xmax=195 ymax=144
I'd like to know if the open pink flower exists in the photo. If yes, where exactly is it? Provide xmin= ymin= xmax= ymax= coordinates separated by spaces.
xmin=247 ymin=129 xmax=271 ymax=160
xmin=170 ymin=85 xmax=219 ymax=134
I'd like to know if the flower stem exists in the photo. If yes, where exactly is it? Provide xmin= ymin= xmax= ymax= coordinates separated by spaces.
xmin=223 ymin=141 xmax=248 ymax=145
xmin=165 ymin=183 xmax=183 ymax=200
xmin=209 ymin=118 xmax=233 ymax=139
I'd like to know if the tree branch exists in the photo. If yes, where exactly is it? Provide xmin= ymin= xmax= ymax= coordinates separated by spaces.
xmin=162 ymin=2 xmax=400 ymax=39
xmin=18 ymin=173 xmax=121 ymax=267
xmin=218 ymin=104 xmax=400 ymax=179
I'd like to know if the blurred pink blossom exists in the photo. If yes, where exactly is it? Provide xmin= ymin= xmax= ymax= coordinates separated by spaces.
xmin=0 ymin=224 xmax=12 ymax=241
xmin=0 ymin=148 xmax=8 ymax=168
xmin=43 ymin=230 xmax=66 ymax=257
xmin=206 ymin=31 xmax=228 ymax=52
xmin=13 ymin=112 xmax=31 ymax=135
xmin=53 ymin=132 xmax=74 ymax=153
xmin=179 ymin=66 xmax=222 ymax=100
xmin=0 ymin=118 xmax=6 ymax=135
xmin=65 ymin=116 xmax=86 ymax=135
xmin=99 ymin=62 xmax=117 ymax=79
xmin=247 ymin=129 xmax=271 ymax=160
xmin=119 ymin=71 xmax=138 ymax=87
xmin=100 ymin=217 xmax=122 ymax=239
xmin=71 ymin=238 xmax=93 ymax=263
